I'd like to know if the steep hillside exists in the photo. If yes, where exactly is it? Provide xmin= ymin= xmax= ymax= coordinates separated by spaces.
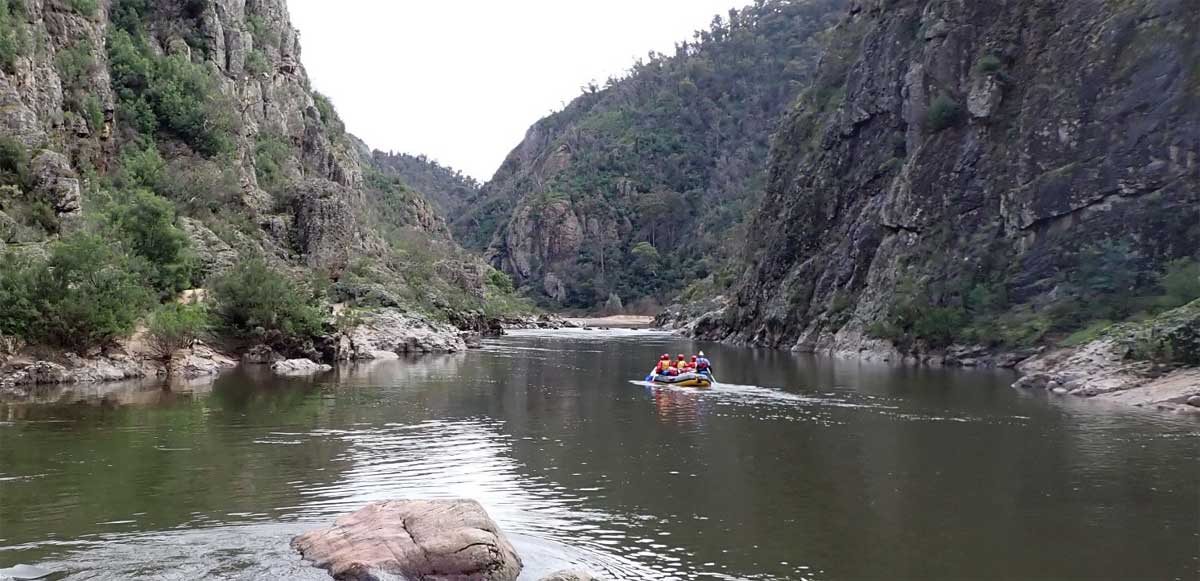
xmin=0 ymin=0 xmax=525 ymax=364
xmin=458 ymin=0 xmax=848 ymax=310
xmin=697 ymin=0 xmax=1200 ymax=359
xmin=371 ymin=151 xmax=480 ymax=218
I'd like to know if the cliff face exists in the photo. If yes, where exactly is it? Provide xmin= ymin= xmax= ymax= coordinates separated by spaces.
xmin=0 ymin=0 xmax=476 ymax=301
xmin=460 ymin=0 xmax=849 ymax=309
xmin=704 ymin=0 xmax=1200 ymax=355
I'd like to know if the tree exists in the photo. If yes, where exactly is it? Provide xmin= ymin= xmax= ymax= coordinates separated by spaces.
xmin=102 ymin=188 xmax=194 ymax=297
xmin=36 ymin=232 xmax=153 ymax=353
xmin=146 ymin=302 xmax=208 ymax=368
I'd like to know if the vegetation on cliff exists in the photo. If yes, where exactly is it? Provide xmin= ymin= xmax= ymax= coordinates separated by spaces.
xmin=371 ymin=152 xmax=480 ymax=218
xmin=462 ymin=0 xmax=848 ymax=310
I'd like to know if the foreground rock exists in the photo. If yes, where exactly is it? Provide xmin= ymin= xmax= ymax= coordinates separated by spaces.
xmin=271 ymin=359 xmax=332 ymax=375
xmin=293 ymin=499 xmax=522 ymax=581
xmin=1016 ymin=300 xmax=1200 ymax=414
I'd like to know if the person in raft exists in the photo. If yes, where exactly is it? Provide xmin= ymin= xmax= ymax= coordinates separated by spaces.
xmin=673 ymin=354 xmax=688 ymax=374
xmin=695 ymin=352 xmax=712 ymax=376
xmin=655 ymin=354 xmax=672 ymax=375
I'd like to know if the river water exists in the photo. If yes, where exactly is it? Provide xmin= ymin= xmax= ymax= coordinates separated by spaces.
xmin=1 ymin=329 xmax=1197 ymax=580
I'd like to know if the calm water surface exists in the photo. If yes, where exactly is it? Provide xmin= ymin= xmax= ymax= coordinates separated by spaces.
xmin=1 ymin=329 xmax=1197 ymax=580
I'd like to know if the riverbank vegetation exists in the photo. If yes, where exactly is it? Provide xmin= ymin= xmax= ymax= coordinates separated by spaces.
xmin=869 ymin=243 xmax=1200 ymax=352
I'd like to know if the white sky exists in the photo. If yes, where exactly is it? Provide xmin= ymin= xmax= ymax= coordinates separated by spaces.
xmin=288 ymin=0 xmax=738 ymax=181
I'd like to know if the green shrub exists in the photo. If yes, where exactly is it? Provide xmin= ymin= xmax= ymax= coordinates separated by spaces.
xmin=211 ymin=258 xmax=324 ymax=339
xmin=0 ymin=0 xmax=30 ymax=74
xmin=975 ymin=54 xmax=1002 ymax=74
xmin=1158 ymin=257 xmax=1200 ymax=310
xmin=486 ymin=269 xmax=514 ymax=293
xmin=69 ymin=0 xmax=98 ymax=17
xmin=253 ymin=133 xmax=290 ymax=192
xmin=55 ymin=39 xmax=96 ymax=88
xmin=101 ymin=188 xmax=195 ymax=297
xmin=912 ymin=306 xmax=966 ymax=348
xmin=116 ymin=140 xmax=167 ymax=191
xmin=160 ymin=156 xmax=240 ymax=216
xmin=0 ymin=136 xmax=30 ymax=190
xmin=146 ymin=302 xmax=208 ymax=363
xmin=28 ymin=200 xmax=59 ymax=234
xmin=244 ymin=49 xmax=270 ymax=75
xmin=35 ymin=232 xmax=154 ymax=353
xmin=0 ymin=251 xmax=40 ymax=337
xmin=927 ymin=95 xmax=963 ymax=132
xmin=1061 ymin=319 xmax=1114 ymax=347
xmin=111 ymin=0 xmax=148 ymax=35
xmin=246 ymin=14 xmax=279 ymax=49
xmin=108 ymin=29 xmax=237 ymax=157
xmin=312 ymin=92 xmax=344 ymax=136
xmin=83 ymin=95 xmax=104 ymax=132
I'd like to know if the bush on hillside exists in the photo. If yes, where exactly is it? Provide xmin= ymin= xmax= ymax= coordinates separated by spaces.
xmin=0 ymin=136 xmax=30 ymax=190
xmin=210 ymin=258 xmax=324 ymax=340
xmin=927 ymin=95 xmax=963 ymax=132
xmin=101 ymin=188 xmax=195 ymax=297
xmin=146 ymin=302 xmax=209 ymax=364
xmin=69 ymin=0 xmax=98 ymax=17
xmin=6 ymin=232 xmax=155 ymax=353
xmin=0 ymin=0 xmax=30 ymax=74
xmin=108 ymin=29 xmax=237 ymax=156
xmin=1158 ymin=257 xmax=1200 ymax=309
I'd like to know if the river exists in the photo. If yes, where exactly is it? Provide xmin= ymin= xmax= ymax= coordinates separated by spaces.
xmin=1 ymin=329 xmax=1197 ymax=580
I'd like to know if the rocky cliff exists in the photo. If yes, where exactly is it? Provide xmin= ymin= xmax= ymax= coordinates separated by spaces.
xmin=0 ymin=0 xmax=506 ymax=311
xmin=460 ymin=0 xmax=849 ymax=309
xmin=697 ymin=0 xmax=1200 ymax=359
xmin=0 ymin=0 xmax=531 ymax=387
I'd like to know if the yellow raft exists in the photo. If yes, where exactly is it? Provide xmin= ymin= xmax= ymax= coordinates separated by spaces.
xmin=651 ymin=372 xmax=713 ymax=388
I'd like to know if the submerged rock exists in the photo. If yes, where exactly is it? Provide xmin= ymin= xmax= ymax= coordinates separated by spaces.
xmin=292 ymin=499 xmax=522 ymax=581
xmin=270 ymin=359 xmax=332 ymax=375
xmin=0 ymin=564 xmax=53 ymax=580
xmin=540 ymin=570 xmax=599 ymax=581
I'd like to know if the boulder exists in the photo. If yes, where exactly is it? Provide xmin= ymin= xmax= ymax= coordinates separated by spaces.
xmin=169 ymin=343 xmax=237 ymax=379
xmin=1186 ymin=395 xmax=1200 ymax=408
xmin=293 ymin=499 xmax=522 ymax=581
xmin=271 ymin=358 xmax=332 ymax=375
xmin=15 ymin=361 xmax=69 ymax=385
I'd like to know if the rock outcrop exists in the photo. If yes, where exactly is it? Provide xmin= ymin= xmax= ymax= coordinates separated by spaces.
xmin=1014 ymin=300 xmax=1200 ymax=413
xmin=271 ymin=358 xmax=332 ymax=375
xmin=340 ymin=309 xmax=467 ymax=359
xmin=293 ymin=499 xmax=522 ymax=581
xmin=0 ymin=341 xmax=235 ymax=392
xmin=696 ymin=0 xmax=1200 ymax=359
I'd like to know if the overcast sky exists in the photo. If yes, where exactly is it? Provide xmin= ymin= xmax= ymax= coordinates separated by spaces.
xmin=288 ymin=0 xmax=738 ymax=181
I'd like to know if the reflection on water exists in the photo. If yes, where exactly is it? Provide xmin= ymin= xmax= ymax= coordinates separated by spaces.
xmin=1 ymin=330 xmax=1198 ymax=580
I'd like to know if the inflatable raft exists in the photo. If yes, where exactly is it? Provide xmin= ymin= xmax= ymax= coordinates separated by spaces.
xmin=651 ymin=372 xmax=713 ymax=388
